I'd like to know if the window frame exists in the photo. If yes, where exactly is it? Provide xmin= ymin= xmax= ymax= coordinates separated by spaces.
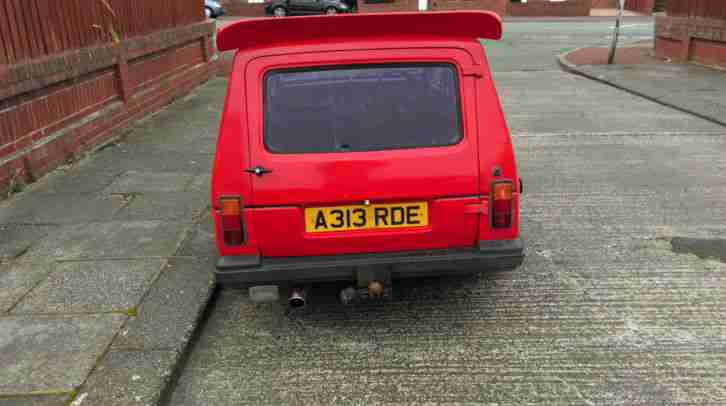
xmin=261 ymin=62 xmax=465 ymax=155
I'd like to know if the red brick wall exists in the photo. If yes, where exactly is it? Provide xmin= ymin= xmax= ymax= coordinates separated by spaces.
xmin=591 ymin=0 xmax=654 ymax=12
xmin=223 ymin=0 xmax=587 ymax=16
xmin=654 ymin=37 xmax=681 ymax=59
xmin=358 ymin=0 xmax=419 ymax=13
xmin=655 ymin=15 xmax=726 ymax=68
xmin=0 ymin=22 xmax=215 ymax=195
xmin=690 ymin=38 xmax=726 ymax=66
xmin=624 ymin=0 xmax=654 ymax=14
xmin=667 ymin=0 xmax=726 ymax=19
xmin=508 ymin=0 xmax=592 ymax=17
xmin=128 ymin=42 xmax=205 ymax=90
xmin=429 ymin=0 xmax=506 ymax=15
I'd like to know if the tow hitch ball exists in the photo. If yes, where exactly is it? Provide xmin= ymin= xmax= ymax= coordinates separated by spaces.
xmin=339 ymin=280 xmax=389 ymax=305
xmin=249 ymin=281 xmax=389 ymax=307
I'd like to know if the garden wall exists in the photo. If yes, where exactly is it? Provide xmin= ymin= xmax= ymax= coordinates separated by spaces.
xmin=655 ymin=0 xmax=726 ymax=68
xmin=0 ymin=0 xmax=215 ymax=194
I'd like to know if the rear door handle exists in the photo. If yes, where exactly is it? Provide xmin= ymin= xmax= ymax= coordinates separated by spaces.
xmin=245 ymin=166 xmax=273 ymax=177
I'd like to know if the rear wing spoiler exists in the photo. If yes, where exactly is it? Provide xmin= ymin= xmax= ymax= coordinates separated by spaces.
xmin=216 ymin=11 xmax=503 ymax=52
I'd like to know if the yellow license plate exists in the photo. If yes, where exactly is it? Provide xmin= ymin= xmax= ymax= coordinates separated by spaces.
xmin=304 ymin=202 xmax=428 ymax=233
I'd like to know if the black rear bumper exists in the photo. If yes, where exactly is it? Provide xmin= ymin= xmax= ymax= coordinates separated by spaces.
xmin=215 ymin=239 xmax=524 ymax=286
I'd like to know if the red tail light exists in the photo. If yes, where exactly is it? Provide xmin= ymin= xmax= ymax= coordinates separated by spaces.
xmin=491 ymin=181 xmax=513 ymax=228
xmin=220 ymin=197 xmax=244 ymax=245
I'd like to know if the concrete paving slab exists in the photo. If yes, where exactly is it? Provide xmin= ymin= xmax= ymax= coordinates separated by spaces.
xmin=176 ymin=214 xmax=215 ymax=259
xmin=0 ymin=314 xmax=125 ymax=395
xmin=124 ymin=123 xmax=217 ymax=147
xmin=0 ymin=77 xmax=225 ymax=405
xmin=80 ymin=145 xmax=212 ymax=174
xmin=152 ymin=137 xmax=217 ymax=155
xmin=657 ymin=93 xmax=726 ymax=120
xmin=590 ymin=63 xmax=726 ymax=93
xmin=187 ymin=173 xmax=212 ymax=194
xmin=559 ymin=56 xmax=726 ymax=127
xmin=12 ymin=260 xmax=163 ymax=314
xmin=133 ymin=109 xmax=215 ymax=137
xmin=0 ymin=225 xmax=57 ymax=260
xmin=112 ymin=191 xmax=208 ymax=222
xmin=123 ymin=108 xmax=221 ymax=154
xmin=515 ymin=133 xmax=726 ymax=193
xmin=112 ymin=258 xmax=213 ymax=351
xmin=128 ymin=79 xmax=225 ymax=135
xmin=0 ymin=262 xmax=52 ymax=313
xmin=495 ymin=71 xmax=724 ymax=135
xmin=104 ymin=171 xmax=195 ymax=194
xmin=684 ymin=91 xmax=726 ymax=111
xmin=25 ymin=221 xmax=189 ymax=261
xmin=22 ymin=166 xmax=122 ymax=196
xmin=0 ymin=394 xmax=69 ymax=406
xmin=0 ymin=192 xmax=123 ymax=225
xmin=74 ymin=349 xmax=177 ymax=406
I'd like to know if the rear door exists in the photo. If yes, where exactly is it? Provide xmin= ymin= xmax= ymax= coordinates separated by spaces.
xmin=245 ymin=48 xmax=483 ymax=257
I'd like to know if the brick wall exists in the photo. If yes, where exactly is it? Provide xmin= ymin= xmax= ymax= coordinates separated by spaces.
xmin=508 ymin=0 xmax=592 ymax=17
xmin=655 ymin=15 xmax=726 ymax=68
xmin=625 ymin=0 xmax=654 ymax=14
xmin=589 ymin=0 xmax=655 ymax=14
xmin=0 ymin=22 xmax=216 ymax=195
xmin=358 ymin=0 xmax=506 ymax=15
xmin=430 ymin=0 xmax=506 ymax=15
xmin=223 ymin=0 xmax=589 ymax=16
xmin=358 ymin=0 xmax=419 ymax=13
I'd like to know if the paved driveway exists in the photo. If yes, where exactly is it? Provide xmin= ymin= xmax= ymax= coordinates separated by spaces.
xmin=168 ymin=20 xmax=725 ymax=405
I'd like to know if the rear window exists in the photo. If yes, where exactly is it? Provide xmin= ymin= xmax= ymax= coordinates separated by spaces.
xmin=263 ymin=64 xmax=462 ymax=154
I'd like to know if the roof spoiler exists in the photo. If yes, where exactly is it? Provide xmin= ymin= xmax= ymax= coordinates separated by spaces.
xmin=216 ymin=11 xmax=503 ymax=52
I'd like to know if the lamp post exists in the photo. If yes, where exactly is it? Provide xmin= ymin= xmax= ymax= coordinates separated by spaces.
xmin=608 ymin=0 xmax=625 ymax=64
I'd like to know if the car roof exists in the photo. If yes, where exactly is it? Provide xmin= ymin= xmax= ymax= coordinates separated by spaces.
xmin=216 ymin=11 xmax=502 ymax=53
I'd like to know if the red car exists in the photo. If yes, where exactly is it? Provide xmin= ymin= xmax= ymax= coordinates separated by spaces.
xmin=212 ymin=11 xmax=524 ymax=306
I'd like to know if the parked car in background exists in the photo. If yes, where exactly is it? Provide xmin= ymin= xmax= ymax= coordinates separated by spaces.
xmin=264 ymin=0 xmax=352 ymax=17
xmin=205 ymin=0 xmax=225 ymax=18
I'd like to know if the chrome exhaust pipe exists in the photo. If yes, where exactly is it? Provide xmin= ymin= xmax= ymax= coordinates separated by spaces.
xmin=288 ymin=288 xmax=307 ymax=308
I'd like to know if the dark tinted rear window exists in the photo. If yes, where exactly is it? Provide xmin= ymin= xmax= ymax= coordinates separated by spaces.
xmin=264 ymin=65 xmax=462 ymax=154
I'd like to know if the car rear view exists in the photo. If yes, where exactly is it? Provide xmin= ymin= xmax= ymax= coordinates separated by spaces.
xmin=211 ymin=12 xmax=524 ymax=305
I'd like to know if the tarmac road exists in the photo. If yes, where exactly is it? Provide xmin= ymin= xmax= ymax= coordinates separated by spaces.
xmin=167 ymin=20 xmax=726 ymax=405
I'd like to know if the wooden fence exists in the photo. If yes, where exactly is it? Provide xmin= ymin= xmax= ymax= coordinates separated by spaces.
xmin=666 ymin=0 xmax=726 ymax=19
xmin=0 ymin=0 xmax=204 ymax=65
xmin=0 ymin=0 xmax=214 ymax=195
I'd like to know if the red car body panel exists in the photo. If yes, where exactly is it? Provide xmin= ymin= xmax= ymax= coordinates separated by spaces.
xmin=250 ymin=197 xmax=482 ymax=257
xmin=211 ymin=12 xmax=521 ymax=281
